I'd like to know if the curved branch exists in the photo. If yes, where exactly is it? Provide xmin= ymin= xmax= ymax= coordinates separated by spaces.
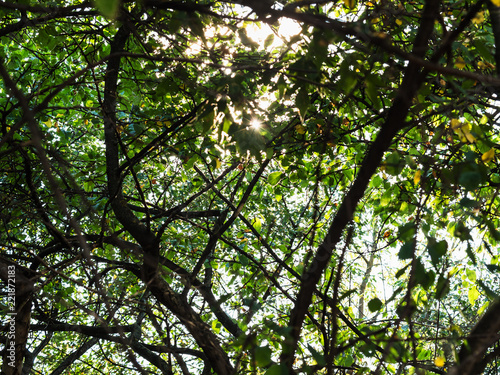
xmin=281 ymin=0 xmax=442 ymax=370
xmin=103 ymin=24 xmax=234 ymax=374
xmin=103 ymin=24 xmax=154 ymax=249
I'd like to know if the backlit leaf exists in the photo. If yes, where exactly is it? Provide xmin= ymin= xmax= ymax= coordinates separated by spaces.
xmin=468 ymin=285 xmax=479 ymax=305
xmin=454 ymin=57 xmax=466 ymax=69
xmin=481 ymin=148 xmax=495 ymax=163
xmin=434 ymin=357 xmax=445 ymax=367
xmin=343 ymin=0 xmax=356 ymax=8
xmin=94 ymin=0 xmax=120 ymax=19
xmin=268 ymin=171 xmax=283 ymax=185
xmin=413 ymin=170 xmax=421 ymax=185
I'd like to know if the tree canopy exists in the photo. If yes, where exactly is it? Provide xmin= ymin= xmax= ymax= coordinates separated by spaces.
xmin=1 ymin=0 xmax=500 ymax=374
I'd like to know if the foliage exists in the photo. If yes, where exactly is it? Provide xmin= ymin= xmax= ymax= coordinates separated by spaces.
xmin=1 ymin=0 xmax=500 ymax=374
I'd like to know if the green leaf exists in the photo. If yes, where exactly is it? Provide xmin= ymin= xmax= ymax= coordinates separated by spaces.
xmin=398 ymin=242 xmax=414 ymax=260
xmin=277 ymin=75 xmax=287 ymax=100
xmin=414 ymin=259 xmax=435 ymax=290
xmin=395 ymin=264 xmax=410 ymax=278
xmin=252 ymin=216 xmax=262 ymax=232
xmin=384 ymin=151 xmax=405 ymax=176
xmin=212 ymin=319 xmax=221 ymax=334
xmin=307 ymin=345 xmax=326 ymax=366
xmin=371 ymin=174 xmax=383 ymax=187
xmin=466 ymin=268 xmax=476 ymax=282
xmin=477 ymin=279 xmax=499 ymax=300
xmin=268 ymin=171 xmax=283 ymax=185
xmin=398 ymin=222 xmax=416 ymax=242
xmin=468 ymin=285 xmax=480 ymax=305
xmin=296 ymin=88 xmax=310 ymax=122
xmin=239 ymin=254 xmax=249 ymax=266
xmin=337 ymin=57 xmax=357 ymax=93
xmin=459 ymin=198 xmax=478 ymax=208
xmin=264 ymin=33 xmax=275 ymax=49
xmin=255 ymin=346 xmax=272 ymax=367
xmin=473 ymin=40 xmax=494 ymax=62
xmin=436 ymin=275 xmax=450 ymax=299
xmin=366 ymin=74 xmax=382 ymax=109
xmin=238 ymin=29 xmax=257 ymax=48
xmin=265 ymin=364 xmax=288 ymax=375
xmin=454 ymin=222 xmax=471 ymax=241
xmin=340 ymin=289 xmax=357 ymax=300
xmin=368 ymin=297 xmax=383 ymax=312
xmin=458 ymin=171 xmax=481 ymax=191
xmin=94 ymin=0 xmax=120 ymax=19
xmin=427 ymin=238 xmax=447 ymax=267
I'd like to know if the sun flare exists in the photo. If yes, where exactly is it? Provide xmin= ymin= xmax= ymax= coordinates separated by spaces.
xmin=250 ymin=118 xmax=262 ymax=130
xmin=244 ymin=18 xmax=302 ymax=49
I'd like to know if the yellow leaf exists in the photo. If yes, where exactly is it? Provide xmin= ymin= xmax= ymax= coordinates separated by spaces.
xmin=451 ymin=324 xmax=463 ymax=334
xmin=450 ymin=118 xmax=461 ymax=130
xmin=454 ymin=57 xmax=466 ymax=69
xmin=295 ymin=125 xmax=306 ymax=134
xmin=414 ymin=170 xmax=421 ymax=185
xmin=483 ymin=61 xmax=495 ymax=69
xmin=343 ymin=0 xmax=355 ymax=8
xmin=482 ymin=148 xmax=495 ymax=163
xmin=395 ymin=19 xmax=403 ymax=26
xmin=434 ymin=357 xmax=445 ymax=367
xmin=465 ymin=131 xmax=476 ymax=143
xmin=373 ymin=32 xmax=388 ymax=39
xmin=451 ymin=119 xmax=476 ymax=143
xmin=472 ymin=11 xmax=485 ymax=24
xmin=491 ymin=0 xmax=500 ymax=7
xmin=215 ymin=158 xmax=221 ymax=169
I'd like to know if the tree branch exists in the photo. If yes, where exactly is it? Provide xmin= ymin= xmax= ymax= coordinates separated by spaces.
xmin=281 ymin=0 xmax=442 ymax=370
xmin=449 ymin=300 xmax=500 ymax=375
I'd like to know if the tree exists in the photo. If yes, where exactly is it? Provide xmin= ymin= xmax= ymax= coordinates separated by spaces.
xmin=1 ymin=0 xmax=500 ymax=374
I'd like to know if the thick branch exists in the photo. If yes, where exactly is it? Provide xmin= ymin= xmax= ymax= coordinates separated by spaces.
xmin=449 ymin=300 xmax=500 ymax=375
xmin=28 ymin=324 xmax=135 ymax=335
xmin=103 ymin=25 xmax=154 ymax=249
xmin=281 ymin=0 xmax=442 ymax=369
xmin=489 ymin=0 xmax=500 ymax=76
xmin=0 ymin=261 xmax=35 ymax=375
xmin=103 ymin=25 xmax=234 ymax=373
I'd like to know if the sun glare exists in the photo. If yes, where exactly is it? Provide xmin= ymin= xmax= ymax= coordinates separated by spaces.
xmin=250 ymin=118 xmax=262 ymax=130
xmin=244 ymin=18 xmax=302 ymax=49
xmin=277 ymin=18 xmax=302 ymax=40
